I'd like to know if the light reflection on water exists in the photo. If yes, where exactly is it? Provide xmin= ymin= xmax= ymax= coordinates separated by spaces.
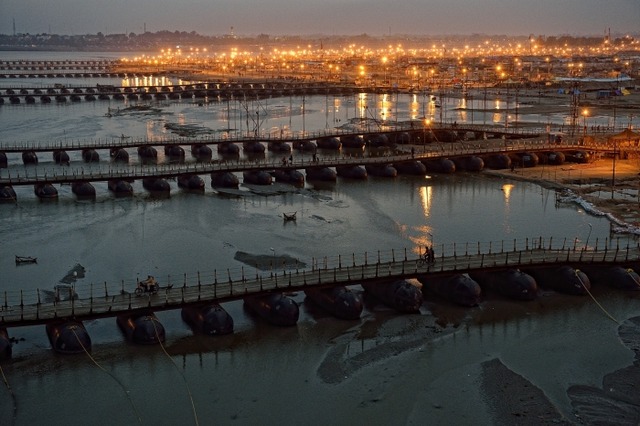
xmin=1 ymin=53 xmax=639 ymax=425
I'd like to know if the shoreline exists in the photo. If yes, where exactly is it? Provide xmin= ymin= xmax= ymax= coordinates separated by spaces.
xmin=482 ymin=158 xmax=640 ymax=234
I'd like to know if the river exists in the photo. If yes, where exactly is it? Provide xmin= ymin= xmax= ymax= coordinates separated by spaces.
xmin=0 ymin=52 xmax=639 ymax=425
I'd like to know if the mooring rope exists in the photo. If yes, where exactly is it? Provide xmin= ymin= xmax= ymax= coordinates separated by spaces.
xmin=0 ymin=362 xmax=18 ymax=425
xmin=626 ymin=269 xmax=640 ymax=290
xmin=152 ymin=319 xmax=199 ymax=426
xmin=71 ymin=328 xmax=142 ymax=425
xmin=575 ymin=269 xmax=620 ymax=324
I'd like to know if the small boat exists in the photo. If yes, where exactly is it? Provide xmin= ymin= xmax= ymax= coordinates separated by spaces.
xmin=15 ymin=255 xmax=37 ymax=264
xmin=283 ymin=211 xmax=297 ymax=221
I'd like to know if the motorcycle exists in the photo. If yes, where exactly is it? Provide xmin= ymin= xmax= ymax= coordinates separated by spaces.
xmin=135 ymin=277 xmax=159 ymax=295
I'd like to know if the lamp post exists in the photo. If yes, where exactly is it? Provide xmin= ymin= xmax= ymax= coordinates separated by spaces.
xmin=382 ymin=56 xmax=388 ymax=85
xmin=582 ymin=109 xmax=589 ymax=138
xmin=611 ymin=137 xmax=617 ymax=199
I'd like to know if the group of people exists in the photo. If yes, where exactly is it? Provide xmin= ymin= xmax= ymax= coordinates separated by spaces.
xmin=280 ymin=153 xmax=319 ymax=165
xmin=281 ymin=155 xmax=294 ymax=166
xmin=424 ymin=245 xmax=436 ymax=263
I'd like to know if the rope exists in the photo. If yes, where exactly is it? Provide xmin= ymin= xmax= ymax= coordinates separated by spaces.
xmin=626 ymin=269 xmax=640 ymax=290
xmin=575 ymin=269 xmax=619 ymax=324
xmin=0 ymin=362 xmax=18 ymax=425
xmin=71 ymin=328 xmax=142 ymax=425
xmin=152 ymin=318 xmax=199 ymax=426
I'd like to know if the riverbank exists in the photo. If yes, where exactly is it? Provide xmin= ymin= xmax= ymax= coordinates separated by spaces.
xmin=484 ymin=158 xmax=640 ymax=233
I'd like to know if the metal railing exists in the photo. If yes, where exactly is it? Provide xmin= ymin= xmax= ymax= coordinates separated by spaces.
xmin=1 ymin=237 xmax=637 ymax=326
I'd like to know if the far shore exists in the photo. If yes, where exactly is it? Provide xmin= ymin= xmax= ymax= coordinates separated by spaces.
xmin=484 ymin=158 xmax=640 ymax=231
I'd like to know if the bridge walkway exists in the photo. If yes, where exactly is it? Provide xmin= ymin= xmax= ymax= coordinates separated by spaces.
xmin=1 ymin=240 xmax=637 ymax=327
xmin=1 ymin=139 xmax=624 ymax=187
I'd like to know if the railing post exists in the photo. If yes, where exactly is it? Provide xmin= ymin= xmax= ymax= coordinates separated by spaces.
xmin=377 ymin=250 xmax=380 ymax=264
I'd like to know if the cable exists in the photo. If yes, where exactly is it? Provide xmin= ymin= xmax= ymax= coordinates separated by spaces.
xmin=0 ymin=362 xmax=18 ymax=425
xmin=575 ymin=269 xmax=619 ymax=324
xmin=626 ymin=269 xmax=640 ymax=290
xmin=71 ymin=327 xmax=142 ymax=425
xmin=152 ymin=319 xmax=199 ymax=426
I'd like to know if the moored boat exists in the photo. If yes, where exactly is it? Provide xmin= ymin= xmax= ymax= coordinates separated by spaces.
xmin=15 ymin=255 xmax=37 ymax=264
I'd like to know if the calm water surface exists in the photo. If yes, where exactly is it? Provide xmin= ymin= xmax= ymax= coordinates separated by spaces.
xmin=0 ymin=52 xmax=639 ymax=425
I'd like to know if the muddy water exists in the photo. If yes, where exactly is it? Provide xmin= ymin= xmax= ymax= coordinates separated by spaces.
xmin=1 ymin=52 xmax=639 ymax=425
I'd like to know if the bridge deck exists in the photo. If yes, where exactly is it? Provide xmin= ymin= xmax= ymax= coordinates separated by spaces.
xmin=1 ymin=138 xmax=623 ymax=187
xmin=0 ymin=124 xmax=546 ymax=153
xmin=1 ymin=244 xmax=637 ymax=327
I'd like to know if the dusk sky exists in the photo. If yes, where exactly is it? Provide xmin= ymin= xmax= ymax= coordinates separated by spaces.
xmin=1 ymin=0 xmax=639 ymax=37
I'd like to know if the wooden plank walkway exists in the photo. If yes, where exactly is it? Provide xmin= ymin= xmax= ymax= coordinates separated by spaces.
xmin=0 ymin=123 xmax=546 ymax=153
xmin=1 ymin=244 xmax=637 ymax=327
xmin=0 ymin=139 xmax=615 ymax=187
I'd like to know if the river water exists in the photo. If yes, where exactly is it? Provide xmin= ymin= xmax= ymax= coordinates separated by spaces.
xmin=0 ymin=52 xmax=639 ymax=425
